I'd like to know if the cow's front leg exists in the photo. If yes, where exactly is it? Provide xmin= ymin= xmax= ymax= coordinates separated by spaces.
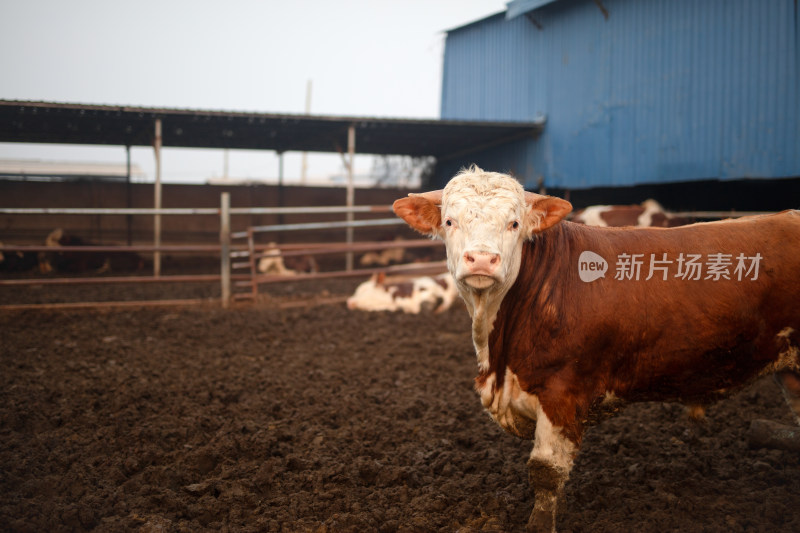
xmin=526 ymin=407 xmax=578 ymax=533
xmin=775 ymin=370 xmax=800 ymax=426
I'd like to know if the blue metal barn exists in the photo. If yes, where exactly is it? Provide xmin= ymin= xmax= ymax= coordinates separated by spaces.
xmin=439 ymin=0 xmax=800 ymax=193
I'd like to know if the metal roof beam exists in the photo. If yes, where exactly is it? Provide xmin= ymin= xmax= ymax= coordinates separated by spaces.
xmin=0 ymin=100 xmax=543 ymax=158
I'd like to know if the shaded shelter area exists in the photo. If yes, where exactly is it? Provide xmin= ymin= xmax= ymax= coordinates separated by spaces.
xmin=0 ymin=100 xmax=543 ymax=275
xmin=0 ymin=100 xmax=542 ymax=165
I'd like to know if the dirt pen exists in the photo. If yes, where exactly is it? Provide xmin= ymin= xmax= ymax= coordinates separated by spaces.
xmin=1 ymin=199 xmax=799 ymax=532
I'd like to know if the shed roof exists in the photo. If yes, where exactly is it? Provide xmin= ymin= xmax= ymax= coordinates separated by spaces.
xmin=0 ymin=100 xmax=543 ymax=162
xmin=505 ymin=0 xmax=562 ymax=20
xmin=444 ymin=0 xmax=564 ymax=33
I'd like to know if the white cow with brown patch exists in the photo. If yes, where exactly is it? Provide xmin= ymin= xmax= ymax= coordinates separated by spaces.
xmin=346 ymin=272 xmax=458 ymax=314
xmin=359 ymin=236 xmax=406 ymax=267
xmin=257 ymin=243 xmax=318 ymax=276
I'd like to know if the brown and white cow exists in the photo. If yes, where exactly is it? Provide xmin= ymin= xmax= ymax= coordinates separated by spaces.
xmin=393 ymin=166 xmax=800 ymax=533
xmin=359 ymin=236 xmax=407 ymax=267
xmin=40 ymin=228 xmax=144 ymax=274
xmin=257 ymin=243 xmax=318 ymax=276
xmin=572 ymin=199 xmax=691 ymax=227
xmin=347 ymin=272 xmax=458 ymax=314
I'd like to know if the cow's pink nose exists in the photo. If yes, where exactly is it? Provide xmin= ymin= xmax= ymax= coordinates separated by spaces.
xmin=463 ymin=251 xmax=500 ymax=275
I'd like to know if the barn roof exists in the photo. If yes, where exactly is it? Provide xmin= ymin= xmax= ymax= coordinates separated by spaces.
xmin=0 ymin=100 xmax=543 ymax=162
xmin=443 ymin=0 xmax=565 ymax=33
xmin=505 ymin=0 xmax=563 ymax=20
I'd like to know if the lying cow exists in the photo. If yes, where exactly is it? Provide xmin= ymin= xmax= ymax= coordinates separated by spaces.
xmin=572 ymin=199 xmax=690 ymax=227
xmin=40 ymin=229 xmax=144 ymax=274
xmin=347 ymin=272 xmax=458 ymax=314
xmin=41 ymin=229 xmax=109 ymax=273
xmin=257 ymin=243 xmax=318 ymax=276
xmin=359 ymin=236 xmax=406 ymax=267
xmin=393 ymin=166 xmax=800 ymax=532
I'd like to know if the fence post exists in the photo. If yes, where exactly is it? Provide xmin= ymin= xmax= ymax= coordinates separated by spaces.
xmin=346 ymin=124 xmax=355 ymax=271
xmin=220 ymin=192 xmax=231 ymax=308
xmin=153 ymin=118 xmax=162 ymax=277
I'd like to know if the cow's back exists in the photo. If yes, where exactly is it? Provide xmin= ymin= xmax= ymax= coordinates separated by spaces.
xmin=493 ymin=210 xmax=800 ymax=406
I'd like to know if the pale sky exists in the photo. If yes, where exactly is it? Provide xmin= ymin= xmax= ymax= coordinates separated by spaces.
xmin=0 ymin=0 xmax=507 ymax=184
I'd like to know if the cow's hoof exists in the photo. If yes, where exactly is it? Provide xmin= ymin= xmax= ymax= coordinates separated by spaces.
xmin=747 ymin=418 xmax=800 ymax=452
xmin=526 ymin=508 xmax=556 ymax=533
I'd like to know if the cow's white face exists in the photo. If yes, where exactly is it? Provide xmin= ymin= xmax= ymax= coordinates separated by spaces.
xmin=441 ymin=172 xmax=528 ymax=292
xmin=394 ymin=167 xmax=572 ymax=298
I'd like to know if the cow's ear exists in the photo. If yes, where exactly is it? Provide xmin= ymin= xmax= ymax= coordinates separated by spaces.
xmin=524 ymin=192 xmax=572 ymax=235
xmin=393 ymin=191 xmax=443 ymax=237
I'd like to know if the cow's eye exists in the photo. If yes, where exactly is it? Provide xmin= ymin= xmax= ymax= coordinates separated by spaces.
xmin=509 ymin=220 xmax=520 ymax=230
xmin=445 ymin=218 xmax=453 ymax=228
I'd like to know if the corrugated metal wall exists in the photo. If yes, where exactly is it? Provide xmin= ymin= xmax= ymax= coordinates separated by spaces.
xmin=440 ymin=0 xmax=800 ymax=189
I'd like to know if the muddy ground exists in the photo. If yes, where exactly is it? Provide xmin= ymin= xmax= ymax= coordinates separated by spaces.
xmin=1 ymin=279 xmax=799 ymax=532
